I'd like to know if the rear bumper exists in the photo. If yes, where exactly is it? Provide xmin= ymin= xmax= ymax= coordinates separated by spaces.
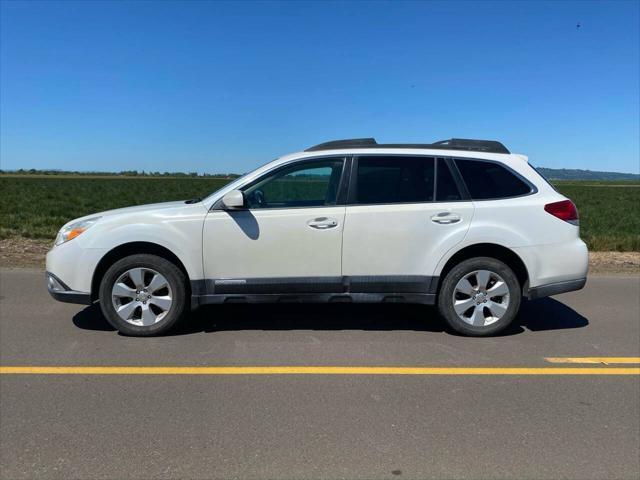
xmin=526 ymin=277 xmax=587 ymax=300
xmin=513 ymin=239 xmax=589 ymax=290
xmin=46 ymin=272 xmax=92 ymax=305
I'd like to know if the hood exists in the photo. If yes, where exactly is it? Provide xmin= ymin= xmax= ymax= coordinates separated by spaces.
xmin=94 ymin=200 xmax=193 ymax=217
xmin=62 ymin=200 xmax=202 ymax=227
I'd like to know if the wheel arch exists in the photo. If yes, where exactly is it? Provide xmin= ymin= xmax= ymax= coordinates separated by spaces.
xmin=91 ymin=242 xmax=191 ymax=301
xmin=435 ymin=243 xmax=530 ymax=295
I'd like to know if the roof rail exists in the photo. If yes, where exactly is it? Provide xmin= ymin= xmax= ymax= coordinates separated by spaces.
xmin=305 ymin=138 xmax=377 ymax=152
xmin=431 ymin=139 xmax=510 ymax=154
xmin=305 ymin=138 xmax=510 ymax=154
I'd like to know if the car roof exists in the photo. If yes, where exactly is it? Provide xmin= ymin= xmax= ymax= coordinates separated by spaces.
xmin=278 ymin=147 xmax=518 ymax=164
xmin=305 ymin=138 xmax=510 ymax=154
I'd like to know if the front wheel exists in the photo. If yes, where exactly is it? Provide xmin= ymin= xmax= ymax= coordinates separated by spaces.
xmin=437 ymin=257 xmax=521 ymax=336
xmin=99 ymin=254 xmax=189 ymax=336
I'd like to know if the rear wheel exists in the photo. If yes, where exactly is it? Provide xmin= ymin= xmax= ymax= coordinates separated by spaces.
xmin=438 ymin=257 xmax=521 ymax=336
xmin=99 ymin=254 xmax=188 ymax=336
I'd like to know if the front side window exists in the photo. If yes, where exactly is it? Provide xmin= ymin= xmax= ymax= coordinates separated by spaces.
xmin=455 ymin=159 xmax=532 ymax=200
xmin=242 ymin=159 xmax=344 ymax=209
xmin=356 ymin=156 xmax=435 ymax=204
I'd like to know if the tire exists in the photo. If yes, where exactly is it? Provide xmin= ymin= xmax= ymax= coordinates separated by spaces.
xmin=437 ymin=257 xmax=521 ymax=336
xmin=99 ymin=254 xmax=189 ymax=336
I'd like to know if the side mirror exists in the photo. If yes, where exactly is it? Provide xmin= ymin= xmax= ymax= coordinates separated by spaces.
xmin=221 ymin=190 xmax=245 ymax=209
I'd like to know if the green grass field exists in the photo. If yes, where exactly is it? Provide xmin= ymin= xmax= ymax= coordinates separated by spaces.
xmin=552 ymin=181 xmax=639 ymax=251
xmin=0 ymin=176 xmax=229 ymax=240
xmin=1 ymin=176 xmax=638 ymax=251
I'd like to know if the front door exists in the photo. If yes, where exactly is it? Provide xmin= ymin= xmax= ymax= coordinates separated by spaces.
xmin=202 ymin=157 xmax=347 ymax=294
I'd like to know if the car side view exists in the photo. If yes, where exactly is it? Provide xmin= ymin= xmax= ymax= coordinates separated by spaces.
xmin=46 ymin=138 xmax=588 ymax=336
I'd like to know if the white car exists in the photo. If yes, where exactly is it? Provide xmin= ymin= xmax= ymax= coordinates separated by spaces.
xmin=46 ymin=138 xmax=588 ymax=336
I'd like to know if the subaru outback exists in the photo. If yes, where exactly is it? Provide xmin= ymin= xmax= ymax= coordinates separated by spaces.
xmin=46 ymin=138 xmax=588 ymax=336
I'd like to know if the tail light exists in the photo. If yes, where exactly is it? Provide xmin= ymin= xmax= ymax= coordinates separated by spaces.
xmin=544 ymin=200 xmax=579 ymax=225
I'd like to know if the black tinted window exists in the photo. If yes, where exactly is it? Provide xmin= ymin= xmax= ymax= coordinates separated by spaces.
xmin=436 ymin=159 xmax=462 ymax=201
xmin=455 ymin=159 xmax=531 ymax=199
xmin=356 ymin=156 xmax=434 ymax=204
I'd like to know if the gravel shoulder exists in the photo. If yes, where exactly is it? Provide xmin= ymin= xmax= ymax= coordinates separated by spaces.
xmin=1 ymin=236 xmax=639 ymax=274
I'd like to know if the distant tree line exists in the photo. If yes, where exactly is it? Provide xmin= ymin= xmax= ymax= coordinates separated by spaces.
xmin=0 ymin=168 xmax=242 ymax=178
xmin=536 ymin=167 xmax=639 ymax=181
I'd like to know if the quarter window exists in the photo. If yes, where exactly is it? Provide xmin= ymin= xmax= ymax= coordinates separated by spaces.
xmin=242 ymin=159 xmax=344 ymax=209
xmin=455 ymin=159 xmax=532 ymax=199
xmin=356 ymin=156 xmax=435 ymax=204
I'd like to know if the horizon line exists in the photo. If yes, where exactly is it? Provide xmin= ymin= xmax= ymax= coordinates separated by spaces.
xmin=1 ymin=166 xmax=639 ymax=176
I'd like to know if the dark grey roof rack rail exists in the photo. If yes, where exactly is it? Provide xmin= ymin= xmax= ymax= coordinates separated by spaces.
xmin=305 ymin=138 xmax=510 ymax=154
xmin=305 ymin=138 xmax=378 ymax=151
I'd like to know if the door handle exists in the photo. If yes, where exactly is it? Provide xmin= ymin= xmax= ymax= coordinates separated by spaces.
xmin=307 ymin=217 xmax=338 ymax=229
xmin=431 ymin=212 xmax=461 ymax=224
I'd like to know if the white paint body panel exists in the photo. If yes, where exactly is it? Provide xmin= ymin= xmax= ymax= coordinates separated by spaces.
xmin=46 ymin=146 xmax=588 ymax=298
xmin=46 ymin=201 xmax=208 ymax=292
xmin=202 ymin=207 xmax=345 ymax=279
xmin=342 ymin=202 xmax=474 ymax=276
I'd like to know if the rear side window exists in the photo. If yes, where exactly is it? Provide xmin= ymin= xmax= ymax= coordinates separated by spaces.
xmin=356 ymin=156 xmax=434 ymax=204
xmin=455 ymin=159 xmax=532 ymax=199
xmin=436 ymin=159 xmax=462 ymax=201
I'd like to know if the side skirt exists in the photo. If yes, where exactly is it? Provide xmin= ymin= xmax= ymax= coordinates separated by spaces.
xmin=190 ymin=276 xmax=438 ymax=308
xmin=193 ymin=292 xmax=436 ymax=308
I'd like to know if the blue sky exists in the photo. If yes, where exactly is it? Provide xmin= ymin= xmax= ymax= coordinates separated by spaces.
xmin=1 ymin=0 xmax=638 ymax=174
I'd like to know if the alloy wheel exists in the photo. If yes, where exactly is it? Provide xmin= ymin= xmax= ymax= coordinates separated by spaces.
xmin=111 ymin=267 xmax=173 ymax=326
xmin=452 ymin=269 xmax=510 ymax=327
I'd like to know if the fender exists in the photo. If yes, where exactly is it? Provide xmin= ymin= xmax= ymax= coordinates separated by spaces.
xmin=433 ymin=224 xmax=531 ymax=278
xmin=78 ymin=206 xmax=207 ymax=281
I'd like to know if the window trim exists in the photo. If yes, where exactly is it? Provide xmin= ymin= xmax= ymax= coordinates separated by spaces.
xmin=212 ymin=155 xmax=350 ymax=211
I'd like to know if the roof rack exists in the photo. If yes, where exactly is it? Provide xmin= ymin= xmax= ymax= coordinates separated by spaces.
xmin=305 ymin=138 xmax=378 ymax=151
xmin=305 ymin=138 xmax=510 ymax=154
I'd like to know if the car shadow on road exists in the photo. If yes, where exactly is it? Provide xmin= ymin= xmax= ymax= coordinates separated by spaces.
xmin=72 ymin=305 xmax=117 ymax=332
xmin=73 ymin=297 xmax=588 ymax=337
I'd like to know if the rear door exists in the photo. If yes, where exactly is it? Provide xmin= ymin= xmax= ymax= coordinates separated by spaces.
xmin=341 ymin=156 xmax=474 ymax=293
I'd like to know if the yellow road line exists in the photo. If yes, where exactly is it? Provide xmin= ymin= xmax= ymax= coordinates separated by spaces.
xmin=545 ymin=357 xmax=640 ymax=365
xmin=0 ymin=366 xmax=638 ymax=375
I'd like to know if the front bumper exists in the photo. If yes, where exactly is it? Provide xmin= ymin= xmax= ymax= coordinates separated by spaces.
xmin=46 ymin=239 xmax=107 ymax=304
xmin=46 ymin=272 xmax=92 ymax=305
xmin=526 ymin=277 xmax=587 ymax=300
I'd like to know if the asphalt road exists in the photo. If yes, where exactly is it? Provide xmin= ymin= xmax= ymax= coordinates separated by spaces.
xmin=0 ymin=269 xmax=639 ymax=479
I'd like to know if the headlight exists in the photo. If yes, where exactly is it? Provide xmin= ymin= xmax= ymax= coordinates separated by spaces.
xmin=54 ymin=217 xmax=101 ymax=246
